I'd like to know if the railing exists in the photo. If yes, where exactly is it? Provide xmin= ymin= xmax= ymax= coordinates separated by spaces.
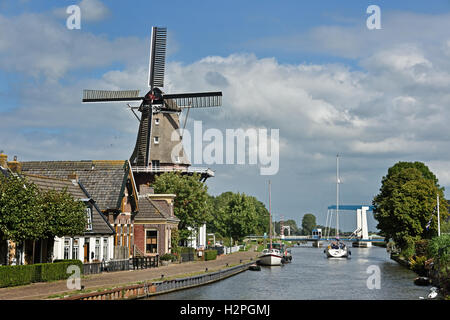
xmin=131 ymin=256 xmax=159 ymax=269
xmin=107 ymin=259 xmax=130 ymax=272
xmin=131 ymin=166 xmax=214 ymax=177
xmin=207 ymin=245 xmax=240 ymax=255
xmin=83 ymin=261 xmax=106 ymax=275
xmin=83 ymin=257 xmax=159 ymax=275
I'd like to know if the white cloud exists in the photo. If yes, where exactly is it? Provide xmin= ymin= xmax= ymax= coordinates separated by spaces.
xmin=53 ymin=0 xmax=110 ymax=22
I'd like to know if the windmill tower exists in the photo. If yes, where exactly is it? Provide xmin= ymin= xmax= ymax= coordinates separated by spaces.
xmin=82 ymin=27 xmax=223 ymax=189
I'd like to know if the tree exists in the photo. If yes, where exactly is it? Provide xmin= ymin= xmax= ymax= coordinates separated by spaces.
xmin=40 ymin=189 xmax=87 ymax=238
xmin=208 ymin=192 xmax=270 ymax=242
xmin=152 ymin=172 xmax=210 ymax=242
xmin=0 ymin=175 xmax=46 ymax=242
xmin=301 ymin=213 xmax=317 ymax=235
xmin=0 ymin=174 xmax=88 ymax=262
xmin=373 ymin=162 xmax=448 ymax=251
xmin=274 ymin=219 xmax=301 ymax=235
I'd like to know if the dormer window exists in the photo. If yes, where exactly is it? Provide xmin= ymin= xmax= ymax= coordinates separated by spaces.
xmin=154 ymin=136 xmax=159 ymax=144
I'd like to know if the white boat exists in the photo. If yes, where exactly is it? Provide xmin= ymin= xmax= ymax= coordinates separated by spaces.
xmin=325 ymin=239 xmax=350 ymax=258
xmin=259 ymin=248 xmax=283 ymax=266
xmin=258 ymin=181 xmax=284 ymax=266
xmin=324 ymin=155 xmax=351 ymax=259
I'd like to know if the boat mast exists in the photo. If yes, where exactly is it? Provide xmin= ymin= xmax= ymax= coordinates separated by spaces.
xmin=269 ymin=180 xmax=272 ymax=250
xmin=437 ymin=193 xmax=441 ymax=237
xmin=336 ymin=154 xmax=339 ymax=238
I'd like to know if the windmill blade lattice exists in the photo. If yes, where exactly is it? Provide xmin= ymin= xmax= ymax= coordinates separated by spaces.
xmin=148 ymin=27 xmax=167 ymax=88
xmin=82 ymin=89 xmax=142 ymax=102
xmin=163 ymin=92 xmax=222 ymax=109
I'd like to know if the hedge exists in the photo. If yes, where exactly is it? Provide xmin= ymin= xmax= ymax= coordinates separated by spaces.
xmin=180 ymin=247 xmax=195 ymax=254
xmin=0 ymin=260 xmax=83 ymax=288
xmin=204 ymin=249 xmax=217 ymax=261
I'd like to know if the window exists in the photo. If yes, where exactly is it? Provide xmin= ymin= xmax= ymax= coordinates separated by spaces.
xmin=152 ymin=160 xmax=160 ymax=170
xmin=117 ymin=225 xmax=122 ymax=246
xmin=154 ymin=136 xmax=159 ymax=144
xmin=64 ymin=238 xmax=71 ymax=260
xmin=145 ymin=230 xmax=158 ymax=254
xmin=86 ymin=207 xmax=92 ymax=231
xmin=95 ymin=238 xmax=100 ymax=260
xmin=72 ymin=238 xmax=79 ymax=260
xmin=175 ymin=156 xmax=180 ymax=163
xmin=103 ymin=238 xmax=108 ymax=261
xmin=155 ymin=118 xmax=160 ymax=125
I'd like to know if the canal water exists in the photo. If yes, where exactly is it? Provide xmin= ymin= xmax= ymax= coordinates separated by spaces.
xmin=149 ymin=245 xmax=432 ymax=300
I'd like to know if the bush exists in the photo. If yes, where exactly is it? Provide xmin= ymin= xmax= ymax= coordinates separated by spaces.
xmin=160 ymin=253 xmax=176 ymax=261
xmin=409 ymin=255 xmax=428 ymax=276
xmin=180 ymin=247 xmax=195 ymax=254
xmin=204 ymin=250 xmax=217 ymax=261
xmin=401 ymin=240 xmax=416 ymax=260
xmin=0 ymin=260 xmax=83 ymax=288
xmin=40 ymin=260 xmax=83 ymax=282
xmin=414 ymin=239 xmax=430 ymax=257
xmin=428 ymin=234 xmax=450 ymax=270
xmin=0 ymin=265 xmax=37 ymax=287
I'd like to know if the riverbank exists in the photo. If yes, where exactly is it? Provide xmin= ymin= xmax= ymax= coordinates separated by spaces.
xmin=0 ymin=249 xmax=259 ymax=300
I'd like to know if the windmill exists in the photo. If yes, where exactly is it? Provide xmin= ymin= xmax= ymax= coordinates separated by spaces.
xmin=82 ymin=27 xmax=222 ymax=168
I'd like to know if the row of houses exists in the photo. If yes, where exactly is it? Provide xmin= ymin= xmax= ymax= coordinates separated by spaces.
xmin=0 ymin=153 xmax=206 ymax=265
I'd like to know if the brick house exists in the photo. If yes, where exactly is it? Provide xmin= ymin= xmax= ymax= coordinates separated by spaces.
xmin=133 ymin=191 xmax=179 ymax=257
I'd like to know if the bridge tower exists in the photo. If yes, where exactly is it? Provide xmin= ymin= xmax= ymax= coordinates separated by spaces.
xmin=327 ymin=205 xmax=373 ymax=248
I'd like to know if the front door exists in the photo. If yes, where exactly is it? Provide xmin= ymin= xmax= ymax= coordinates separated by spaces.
xmin=83 ymin=238 xmax=90 ymax=263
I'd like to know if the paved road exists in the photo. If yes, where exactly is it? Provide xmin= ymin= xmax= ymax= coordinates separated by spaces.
xmin=0 ymin=250 xmax=260 ymax=300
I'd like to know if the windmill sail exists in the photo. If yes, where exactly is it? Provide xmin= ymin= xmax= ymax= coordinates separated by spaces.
xmin=163 ymin=92 xmax=222 ymax=109
xmin=148 ymin=27 xmax=167 ymax=88
xmin=130 ymin=108 xmax=152 ymax=166
xmin=82 ymin=90 xmax=142 ymax=102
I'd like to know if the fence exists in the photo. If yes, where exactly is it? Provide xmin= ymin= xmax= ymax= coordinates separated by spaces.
xmin=131 ymin=256 xmax=159 ymax=269
xmin=180 ymin=250 xmax=195 ymax=263
xmin=209 ymin=245 xmax=240 ymax=255
xmin=82 ymin=256 xmax=159 ymax=275
xmin=114 ymin=246 xmax=129 ymax=260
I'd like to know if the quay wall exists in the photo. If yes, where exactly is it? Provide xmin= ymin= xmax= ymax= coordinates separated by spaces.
xmin=62 ymin=261 xmax=254 ymax=300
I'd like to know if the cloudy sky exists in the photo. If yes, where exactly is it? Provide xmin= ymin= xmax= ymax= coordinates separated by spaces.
xmin=1 ymin=0 xmax=450 ymax=232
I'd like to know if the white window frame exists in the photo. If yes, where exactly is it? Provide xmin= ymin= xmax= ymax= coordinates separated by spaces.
xmin=154 ymin=136 xmax=159 ymax=144
xmin=155 ymin=118 xmax=160 ymax=125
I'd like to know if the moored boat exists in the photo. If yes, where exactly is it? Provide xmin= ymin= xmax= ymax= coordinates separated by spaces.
xmin=259 ymin=248 xmax=283 ymax=266
xmin=258 ymin=181 xmax=284 ymax=266
xmin=324 ymin=155 xmax=351 ymax=259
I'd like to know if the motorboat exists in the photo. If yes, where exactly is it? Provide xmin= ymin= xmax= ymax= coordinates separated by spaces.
xmin=259 ymin=248 xmax=283 ymax=266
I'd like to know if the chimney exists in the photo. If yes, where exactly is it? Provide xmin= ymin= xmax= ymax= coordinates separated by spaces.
xmin=7 ymin=155 xmax=22 ymax=173
xmin=68 ymin=172 xmax=78 ymax=180
xmin=139 ymin=183 xmax=154 ymax=195
xmin=0 ymin=151 xmax=7 ymax=168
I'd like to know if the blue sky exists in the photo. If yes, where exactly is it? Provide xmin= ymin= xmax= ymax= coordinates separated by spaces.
xmin=1 ymin=0 xmax=450 ymax=232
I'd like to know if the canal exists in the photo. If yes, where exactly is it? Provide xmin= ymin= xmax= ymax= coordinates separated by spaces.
xmin=149 ymin=245 xmax=431 ymax=300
